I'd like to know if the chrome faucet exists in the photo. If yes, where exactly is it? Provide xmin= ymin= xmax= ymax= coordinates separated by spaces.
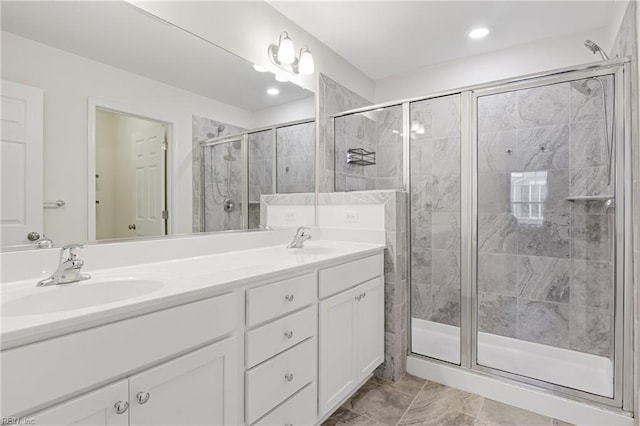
xmin=287 ymin=227 xmax=312 ymax=249
xmin=37 ymin=244 xmax=91 ymax=287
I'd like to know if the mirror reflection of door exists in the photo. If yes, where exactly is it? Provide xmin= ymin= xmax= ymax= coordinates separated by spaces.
xmin=95 ymin=108 xmax=169 ymax=240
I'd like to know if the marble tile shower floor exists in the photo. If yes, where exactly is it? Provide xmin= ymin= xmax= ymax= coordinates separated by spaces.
xmin=323 ymin=375 xmax=574 ymax=426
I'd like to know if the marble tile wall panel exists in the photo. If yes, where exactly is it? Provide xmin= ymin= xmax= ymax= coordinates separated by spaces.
xmin=318 ymin=73 xmax=372 ymax=192
xmin=202 ymin=141 xmax=243 ymax=232
xmin=277 ymin=122 xmax=316 ymax=193
xmin=191 ymin=115 xmax=245 ymax=232
xmin=476 ymin=80 xmax=616 ymax=357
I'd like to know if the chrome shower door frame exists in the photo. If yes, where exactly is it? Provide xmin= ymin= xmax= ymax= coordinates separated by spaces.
xmin=469 ymin=62 xmax=631 ymax=410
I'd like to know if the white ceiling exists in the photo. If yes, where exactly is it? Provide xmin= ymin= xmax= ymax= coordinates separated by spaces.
xmin=268 ymin=1 xmax=614 ymax=80
xmin=1 ymin=1 xmax=312 ymax=112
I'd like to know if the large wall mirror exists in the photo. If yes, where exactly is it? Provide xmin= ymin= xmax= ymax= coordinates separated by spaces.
xmin=1 ymin=1 xmax=316 ymax=250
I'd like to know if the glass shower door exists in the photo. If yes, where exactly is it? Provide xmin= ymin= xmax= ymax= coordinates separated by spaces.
xmin=474 ymin=75 xmax=616 ymax=397
xmin=410 ymin=94 xmax=462 ymax=364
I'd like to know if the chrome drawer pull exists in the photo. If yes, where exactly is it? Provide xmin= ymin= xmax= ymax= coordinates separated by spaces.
xmin=355 ymin=294 xmax=361 ymax=301
xmin=284 ymin=373 xmax=294 ymax=382
xmin=136 ymin=391 xmax=150 ymax=404
xmin=284 ymin=330 xmax=294 ymax=339
xmin=114 ymin=401 xmax=129 ymax=414
xmin=284 ymin=294 xmax=295 ymax=302
xmin=361 ymin=292 xmax=366 ymax=299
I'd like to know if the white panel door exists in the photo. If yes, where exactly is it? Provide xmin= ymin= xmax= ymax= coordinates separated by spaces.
xmin=29 ymin=380 xmax=128 ymax=426
xmin=355 ymin=277 xmax=385 ymax=381
xmin=319 ymin=288 xmax=357 ymax=417
xmin=132 ymin=125 xmax=165 ymax=237
xmin=1 ymin=80 xmax=43 ymax=246
xmin=129 ymin=337 xmax=238 ymax=426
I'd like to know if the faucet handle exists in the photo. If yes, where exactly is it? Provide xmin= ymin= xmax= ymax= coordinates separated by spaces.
xmin=59 ymin=244 xmax=87 ymax=262
xmin=295 ymin=226 xmax=310 ymax=236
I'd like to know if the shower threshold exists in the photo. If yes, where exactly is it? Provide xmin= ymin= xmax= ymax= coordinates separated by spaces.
xmin=411 ymin=318 xmax=613 ymax=397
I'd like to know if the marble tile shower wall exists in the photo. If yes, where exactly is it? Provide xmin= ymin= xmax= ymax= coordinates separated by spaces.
xmin=334 ymin=106 xmax=404 ymax=192
xmin=248 ymin=130 xmax=273 ymax=229
xmin=276 ymin=121 xmax=316 ymax=193
xmin=192 ymin=115 xmax=246 ymax=232
xmin=409 ymin=95 xmax=462 ymax=328
xmin=476 ymin=81 xmax=614 ymax=357
xmin=318 ymin=73 xmax=373 ymax=192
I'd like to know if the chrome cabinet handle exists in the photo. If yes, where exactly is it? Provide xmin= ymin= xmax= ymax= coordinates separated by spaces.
xmin=284 ymin=373 xmax=294 ymax=382
xmin=27 ymin=231 xmax=41 ymax=241
xmin=284 ymin=330 xmax=294 ymax=339
xmin=284 ymin=294 xmax=294 ymax=302
xmin=114 ymin=401 xmax=129 ymax=414
xmin=362 ymin=292 xmax=366 ymax=299
xmin=136 ymin=391 xmax=150 ymax=404
xmin=128 ymin=224 xmax=136 ymax=230
xmin=355 ymin=294 xmax=361 ymax=301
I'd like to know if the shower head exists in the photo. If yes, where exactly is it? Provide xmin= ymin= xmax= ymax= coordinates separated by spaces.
xmin=584 ymin=40 xmax=609 ymax=61
xmin=571 ymin=80 xmax=593 ymax=96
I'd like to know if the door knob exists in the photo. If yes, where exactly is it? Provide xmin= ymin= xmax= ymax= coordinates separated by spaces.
xmin=128 ymin=224 xmax=136 ymax=230
xmin=114 ymin=401 xmax=129 ymax=414
xmin=136 ymin=391 xmax=150 ymax=404
xmin=27 ymin=231 xmax=40 ymax=241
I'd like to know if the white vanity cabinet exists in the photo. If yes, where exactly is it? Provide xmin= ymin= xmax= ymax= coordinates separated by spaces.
xmin=29 ymin=338 xmax=238 ymax=426
xmin=318 ymin=254 xmax=384 ymax=418
xmin=244 ymin=273 xmax=318 ymax=425
xmin=29 ymin=380 xmax=129 ymax=426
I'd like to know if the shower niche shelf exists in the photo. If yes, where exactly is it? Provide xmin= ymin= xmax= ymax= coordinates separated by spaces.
xmin=346 ymin=148 xmax=376 ymax=166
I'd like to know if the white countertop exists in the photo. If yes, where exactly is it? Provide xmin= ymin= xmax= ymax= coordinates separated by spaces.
xmin=1 ymin=240 xmax=384 ymax=349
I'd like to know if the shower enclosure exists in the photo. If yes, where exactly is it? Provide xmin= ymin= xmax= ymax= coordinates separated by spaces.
xmin=199 ymin=119 xmax=315 ymax=232
xmin=332 ymin=59 xmax=633 ymax=410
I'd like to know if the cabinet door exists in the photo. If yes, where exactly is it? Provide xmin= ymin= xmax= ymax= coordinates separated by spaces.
xmin=29 ymin=380 xmax=128 ymax=426
xmin=319 ymin=288 xmax=357 ymax=417
xmin=129 ymin=337 xmax=238 ymax=426
xmin=355 ymin=277 xmax=385 ymax=381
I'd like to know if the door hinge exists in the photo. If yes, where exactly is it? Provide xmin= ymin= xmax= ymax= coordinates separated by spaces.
xmin=162 ymin=139 xmax=168 ymax=150
xmin=162 ymin=210 xmax=168 ymax=220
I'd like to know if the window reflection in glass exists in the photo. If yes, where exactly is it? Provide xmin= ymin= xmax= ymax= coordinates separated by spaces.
xmin=510 ymin=171 xmax=547 ymax=224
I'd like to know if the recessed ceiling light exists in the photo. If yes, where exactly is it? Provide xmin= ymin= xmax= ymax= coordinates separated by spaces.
xmin=267 ymin=88 xmax=280 ymax=96
xmin=253 ymin=64 xmax=268 ymax=72
xmin=469 ymin=27 xmax=490 ymax=39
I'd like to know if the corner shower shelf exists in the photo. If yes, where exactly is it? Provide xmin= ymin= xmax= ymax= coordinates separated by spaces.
xmin=566 ymin=195 xmax=615 ymax=202
xmin=346 ymin=148 xmax=376 ymax=166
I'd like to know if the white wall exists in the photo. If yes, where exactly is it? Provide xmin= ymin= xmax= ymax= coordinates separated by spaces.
xmin=127 ymin=0 xmax=375 ymax=102
xmin=1 ymin=31 xmax=254 ymax=244
xmin=252 ymin=96 xmax=315 ymax=129
xmin=374 ymin=28 xmax=610 ymax=102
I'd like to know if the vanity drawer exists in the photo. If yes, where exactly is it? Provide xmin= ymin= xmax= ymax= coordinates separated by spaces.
xmin=247 ymin=306 xmax=316 ymax=368
xmin=246 ymin=338 xmax=316 ymax=424
xmin=1 ymin=292 xmax=237 ymax=417
xmin=319 ymin=254 xmax=383 ymax=299
xmin=253 ymin=383 xmax=316 ymax=426
xmin=246 ymin=273 xmax=315 ymax=326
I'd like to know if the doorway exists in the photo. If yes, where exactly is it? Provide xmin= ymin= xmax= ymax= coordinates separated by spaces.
xmin=95 ymin=108 xmax=169 ymax=240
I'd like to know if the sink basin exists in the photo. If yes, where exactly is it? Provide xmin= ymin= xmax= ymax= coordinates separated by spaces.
xmin=2 ymin=278 xmax=165 ymax=316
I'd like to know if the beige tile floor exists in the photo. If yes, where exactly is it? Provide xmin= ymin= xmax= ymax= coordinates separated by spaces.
xmin=323 ymin=375 xmax=574 ymax=426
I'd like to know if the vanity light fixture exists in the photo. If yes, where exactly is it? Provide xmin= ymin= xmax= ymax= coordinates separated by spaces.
xmin=266 ymin=88 xmax=280 ymax=96
xmin=268 ymin=31 xmax=315 ymax=75
xmin=469 ymin=27 xmax=490 ymax=39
